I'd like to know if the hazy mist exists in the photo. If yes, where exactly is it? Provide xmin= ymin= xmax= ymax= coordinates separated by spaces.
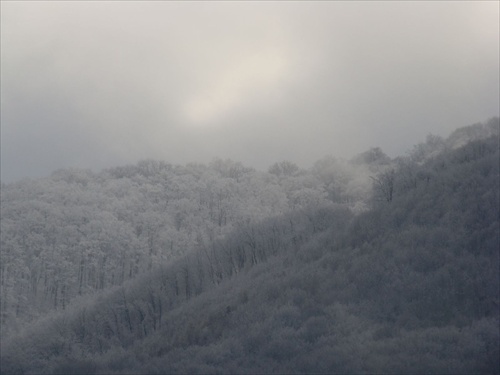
xmin=1 ymin=1 xmax=499 ymax=182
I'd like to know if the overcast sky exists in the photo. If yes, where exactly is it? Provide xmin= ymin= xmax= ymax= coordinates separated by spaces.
xmin=1 ymin=1 xmax=498 ymax=182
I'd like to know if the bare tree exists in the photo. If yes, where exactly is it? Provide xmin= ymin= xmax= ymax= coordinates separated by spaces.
xmin=370 ymin=169 xmax=395 ymax=203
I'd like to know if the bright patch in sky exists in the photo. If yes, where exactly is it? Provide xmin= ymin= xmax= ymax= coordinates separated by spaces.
xmin=183 ymin=49 xmax=290 ymax=127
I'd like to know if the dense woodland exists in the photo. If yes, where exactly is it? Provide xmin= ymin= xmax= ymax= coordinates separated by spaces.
xmin=0 ymin=118 xmax=498 ymax=374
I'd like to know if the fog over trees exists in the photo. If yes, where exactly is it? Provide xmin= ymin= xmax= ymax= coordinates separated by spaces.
xmin=0 ymin=118 xmax=498 ymax=374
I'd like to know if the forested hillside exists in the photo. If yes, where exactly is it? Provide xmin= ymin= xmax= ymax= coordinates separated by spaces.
xmin=0 ymin=118 xmax=498 ymax=374
xmin=0 ymin=153 xmax=377 ymax=334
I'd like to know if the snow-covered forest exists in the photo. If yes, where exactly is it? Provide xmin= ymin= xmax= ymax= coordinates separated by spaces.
xmin=0 ymin=118 xmax=498 ymax=374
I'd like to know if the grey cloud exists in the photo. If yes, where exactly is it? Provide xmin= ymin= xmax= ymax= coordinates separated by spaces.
xmin=1 ymin=1 xmax=498 ymax=182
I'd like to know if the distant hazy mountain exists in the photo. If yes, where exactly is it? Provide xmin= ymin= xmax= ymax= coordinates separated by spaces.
xmin=1 ymin=118 xmax=498 ymax=374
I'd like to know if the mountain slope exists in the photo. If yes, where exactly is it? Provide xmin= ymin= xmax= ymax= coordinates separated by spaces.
xmin=0 ymin=157 xmax=372 ymax=336
xmin=1 ymin=125 xmax=498 ymax=374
